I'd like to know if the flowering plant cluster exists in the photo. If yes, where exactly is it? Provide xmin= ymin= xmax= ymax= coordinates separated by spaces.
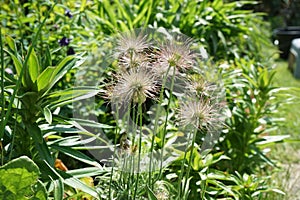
xmin=99 ymin=29 xmax=225 ymax=175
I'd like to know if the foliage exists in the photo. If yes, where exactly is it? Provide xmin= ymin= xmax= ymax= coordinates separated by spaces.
xmin=217 ymin=58 xmax=286 ymax=173
xmin=0 ymin=0 xmax=288 ymax=199
xmin=0 ymin=156 xmax=47 ymax=199
xmin=91 ymin=0 xmax=271 ymax=61
xmin=1 ymin=9 xmax=103 ymax=198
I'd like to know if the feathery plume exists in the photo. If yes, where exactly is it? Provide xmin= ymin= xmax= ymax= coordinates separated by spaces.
xmin=154 ymin=38 xmax=197 ymax=75
xmin=179 ymin=99 xmax=223 ymax=132
xmin=107 ymin=66 xmax=158 ymax=104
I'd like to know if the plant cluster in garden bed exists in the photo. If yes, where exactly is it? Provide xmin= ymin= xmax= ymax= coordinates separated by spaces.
xmin=91 ymin=28 xmax=227 ymax=199
xmin=0 ymin=0 xmax=288 ymax=199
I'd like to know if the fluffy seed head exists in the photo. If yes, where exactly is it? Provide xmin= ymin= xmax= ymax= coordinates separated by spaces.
xmin=154 ymin=39 xmax=197 ymax=74
xmin=179 ymin=99 xmax=223 ymax=132
xmin=116 ymin=31 xmax=149 ymax=55
xmin=186 ymin=75 xmax=218 ymax=99
xmin=107 ymin=67 xmax=158 ymax=104
xmin=118 ymin=51 xmax=149 ymax=70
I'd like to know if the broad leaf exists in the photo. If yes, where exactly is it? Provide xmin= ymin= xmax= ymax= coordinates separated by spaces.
xmin=0 ymin=156 xmax=47 ymax=200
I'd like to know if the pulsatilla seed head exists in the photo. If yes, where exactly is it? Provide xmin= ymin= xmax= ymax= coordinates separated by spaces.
xmin=107 ymin=66 xmax=158 ymax=104
xmin=155 ymin=39 xmax=197 ymax=73
xmin=116 ymin=31 xmax=149 ymax=55
xmin=179 ymin=98 xmax=223 ymax=132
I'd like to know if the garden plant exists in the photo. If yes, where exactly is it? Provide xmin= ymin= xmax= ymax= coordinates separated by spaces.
xmin=0 ymin=0 xmax=291 ymax=199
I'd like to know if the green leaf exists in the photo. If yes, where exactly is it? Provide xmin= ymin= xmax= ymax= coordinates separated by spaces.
xmin=217 ymin=30 xmax=227 ymax=48
xmin=70 ymin=118 xmax=113 ymax=129
xmin=0 ymin=156 xmax=47 ymax=200
xmin=115 ymin=1 xmax=133 ymax=30
xmin=26 ymin=122 xmax=54 ymax=165
xmin=45 ymin=55 xmax=85 ymax=95
xmin=43 ymin=161 xmax=99 ymax=199
xmin=46 ymin=55 xmax=75 ymax=91
xmin=33 ymin=180 xmax=48 ymax=200
xmin=146 ymin=185 xmax=158 ymax=200
xmin=28 ymin=48 xmax=41 ymax=83
xmin=133 ymin=0 xmax=150 ymax=26
xmin=270 ymin=188 xmax=285 ymax=195
xmin=44 ymin=107 xmax=52 ymax=124
xmin=80 ymin=0 xmax=87 ymax=12
xmin=37 ymin=66 xmax=56 ymax=92
xmin=5 ymin=35 xmax=17 ymax=52
xmin=45 ymin=87 xmax=102 ymax=109
xmin=67 ymin=167 xmax=107 ymax=178
xmin=102 ymin=0 xmax=117 ymax=27
xmin=4 ymin=49 xmax=24 ymax=85
xmin=53 ymin=178 xmax=64 ymax=200
xmin=256 ymin=135 xmax=290 ymax=146
xmin=40 ymin=161 xmax=64 ymax=199
xmin=63 ymin=175 xmax=99 ymax=199
xmin=51 ymin=144 xmax=102 ymax=168
xmin=207 ymin=179 xmax=238 ymax=200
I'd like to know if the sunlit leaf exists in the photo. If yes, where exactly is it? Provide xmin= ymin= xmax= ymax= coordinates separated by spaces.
xmin=28 ymin=48 xmax=41 ymax=83
xmin=43 ymin=107 xmax=52 ymax=124
xmin=37 ymin=66 xmax=56 ymax=92
xmin=0 ymin=156 xmax=47 ymax=200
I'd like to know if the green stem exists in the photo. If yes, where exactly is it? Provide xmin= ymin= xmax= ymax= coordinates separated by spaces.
xmin=133 ymin=102 xmax=143 ymax=200
xmin=128 ymin=101 xmax=134 ymax=198
xmin=0 ymin=27 xmax=5 ymax=140
xmin=0 ymin=141 xmax=2 ymax=166
xmin=177 ymin=128 xmax=194 ymax=198
xmin=158 ymin=66 xmax=176 ymax=179
xmin=8 ymin=100 xmax=20 ymax=161
xmin=148 ymin=65 xmax=172 ymax=187
xmin=109 ymin=101 xmax=121 ymax=198
xmin=182 ymin=128 xmax=197 ymax=199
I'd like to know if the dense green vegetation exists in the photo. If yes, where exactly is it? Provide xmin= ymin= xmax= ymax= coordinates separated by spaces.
xmin=0 ymin=0 xmax=295 ymax=199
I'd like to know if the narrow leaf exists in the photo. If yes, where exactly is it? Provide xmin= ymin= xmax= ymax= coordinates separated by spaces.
xmin=146 ymin=185 xmax=158 ymax=200
xmin=5 ymin=35 xmax=17 ymax=52
xmin=67 ymin=167 xmax=106 ymax=178
xmin=44 ymin=107 xmax=52 ymax=124
xmin=4 ymin=49 xmax=23 ymax=82
xmin=53 ymin=178 xmax=64 ymax=200
xmin=51 ymin=144 xmax=102 ymax=168
xmin=46 ymin=55 xmax=77 ymax=94
xmin=26 ymin=123 xmax=54 ymax=165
